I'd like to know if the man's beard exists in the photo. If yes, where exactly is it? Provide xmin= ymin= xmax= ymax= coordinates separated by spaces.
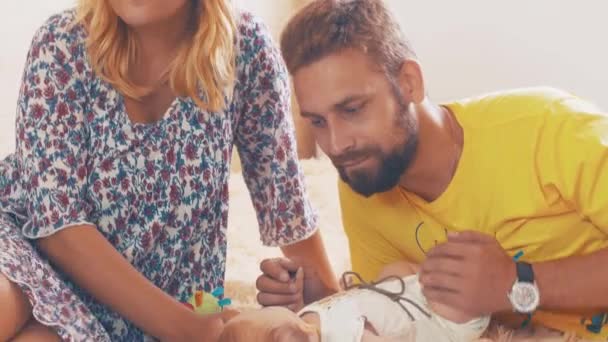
xmin=338 ymin=102 xmax=418 ymax=197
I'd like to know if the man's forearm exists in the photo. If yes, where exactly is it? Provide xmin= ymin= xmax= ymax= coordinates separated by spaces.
xmin=534 ymin=247 xmax=608 ymax=310
xmin=281 ymin=230 xmax=340 ymax=303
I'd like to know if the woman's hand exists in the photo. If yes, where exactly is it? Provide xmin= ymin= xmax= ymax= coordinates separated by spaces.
xmin=177 ymin=309 xmax=240 ymax=342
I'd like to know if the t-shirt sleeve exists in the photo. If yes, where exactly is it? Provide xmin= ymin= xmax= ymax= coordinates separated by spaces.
xmin=537 ymin=98 xmax=608 ymax=232
xmin=234 ymin=13 xmax=318 ymax=246
xmin=16 ymin=13 xmax=93 ymax=238
xmin=338 ymin=181 xmax=403 ymax=282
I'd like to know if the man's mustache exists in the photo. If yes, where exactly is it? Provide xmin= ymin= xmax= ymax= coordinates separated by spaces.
xmin=330 ymin=149 xmax=374 ymax=166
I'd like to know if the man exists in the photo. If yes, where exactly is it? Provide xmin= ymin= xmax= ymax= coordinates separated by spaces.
xmin=256 ymin=0 xmax=608 ymax=339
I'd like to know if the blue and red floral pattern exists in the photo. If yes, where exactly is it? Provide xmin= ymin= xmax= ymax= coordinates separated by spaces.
xmin=0 ymin=9 xmax=317 ymax=340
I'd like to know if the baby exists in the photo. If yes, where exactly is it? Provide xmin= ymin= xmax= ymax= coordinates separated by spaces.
xmin=219 ymin=262 xmax=490 ymax=341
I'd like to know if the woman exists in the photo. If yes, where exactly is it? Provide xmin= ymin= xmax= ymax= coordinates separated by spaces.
xmin=0 ymin=0 xmax=336 ymax=340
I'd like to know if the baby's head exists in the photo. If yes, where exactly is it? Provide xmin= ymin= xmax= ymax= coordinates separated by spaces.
xmin=219 ymin=306 xmax=319 ymax=342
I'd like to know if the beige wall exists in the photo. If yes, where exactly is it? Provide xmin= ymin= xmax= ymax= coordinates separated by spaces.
xmin=386 ymin=0 xmax=608 ymax=108
xmin=235 ymin=0 xmax=298 ymax=38
xmin=240 ymin=0 xmax=608 ymax=161
xmin=5 ymin=1 xmax=605 ymax=159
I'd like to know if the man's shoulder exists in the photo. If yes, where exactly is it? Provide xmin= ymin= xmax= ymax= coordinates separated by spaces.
xmin=451 ymin=87 xmax=572 ymax=109
xmin=446 ymin=87 xmax=603 ymax=130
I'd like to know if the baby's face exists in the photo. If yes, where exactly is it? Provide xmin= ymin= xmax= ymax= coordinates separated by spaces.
xmin=220 ymin=306 xmax=319 ymax=342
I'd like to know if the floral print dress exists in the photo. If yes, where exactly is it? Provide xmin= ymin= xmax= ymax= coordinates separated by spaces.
xmin=0 ymin=9 xmax=317 ymax=341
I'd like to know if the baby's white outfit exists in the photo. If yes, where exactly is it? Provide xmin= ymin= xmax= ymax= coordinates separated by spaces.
xmin=298 ymin=274 xmax=490 ymax=342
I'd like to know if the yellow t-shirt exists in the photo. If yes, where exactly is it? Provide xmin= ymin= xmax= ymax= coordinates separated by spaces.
xmin=339 ymin=87 xmax=608 ymax=340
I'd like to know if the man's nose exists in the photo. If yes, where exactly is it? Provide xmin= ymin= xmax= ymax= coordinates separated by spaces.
xmin=327 ymin=126 xmax=355 ymax=157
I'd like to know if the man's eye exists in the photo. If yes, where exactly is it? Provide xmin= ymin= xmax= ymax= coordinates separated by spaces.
xmin=344 ymin=106 xmax=360 ymax=114
xmin=344 ymin=101 xmax=367 ymax=115
xmin=310 ymin=118 xmax=326 ymax=127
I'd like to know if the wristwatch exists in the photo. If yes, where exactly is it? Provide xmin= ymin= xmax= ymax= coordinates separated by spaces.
xmin=507 ymin=262 xmax=540 ymax=313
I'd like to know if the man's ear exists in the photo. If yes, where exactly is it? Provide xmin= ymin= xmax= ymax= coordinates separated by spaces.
xmin=396 ymin=59 xmax=425 ymax=105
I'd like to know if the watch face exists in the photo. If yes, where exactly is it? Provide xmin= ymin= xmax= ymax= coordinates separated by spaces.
xmin=509 ymin=282 xmax=540 ymax=313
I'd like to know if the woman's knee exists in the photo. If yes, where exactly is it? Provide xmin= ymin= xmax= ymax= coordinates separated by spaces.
xmin=0 ymin=272 xmax=32 ymax=341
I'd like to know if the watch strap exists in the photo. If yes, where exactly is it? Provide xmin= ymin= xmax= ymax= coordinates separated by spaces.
xmin=516 ymin=262 xmax=534 ymax=283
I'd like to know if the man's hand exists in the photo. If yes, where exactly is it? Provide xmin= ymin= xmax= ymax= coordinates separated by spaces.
xmin=419 ymin=231 xmax=516 ymax=317
xmin=256 ymin=258 xmax=305 ymax=312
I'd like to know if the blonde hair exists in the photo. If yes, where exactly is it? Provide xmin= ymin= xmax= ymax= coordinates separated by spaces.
xmin=76 ymin=0 xmax=237 ymax=111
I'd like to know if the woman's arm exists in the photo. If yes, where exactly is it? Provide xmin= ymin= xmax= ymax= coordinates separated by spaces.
xmin=234 ymin=14 xmax=339 ymax=310
xmin=38 ymin=225 xmax=227 ymax=340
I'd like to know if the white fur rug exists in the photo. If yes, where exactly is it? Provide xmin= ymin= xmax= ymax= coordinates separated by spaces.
xmin=224 ymin=156 xmax=584 ymax=342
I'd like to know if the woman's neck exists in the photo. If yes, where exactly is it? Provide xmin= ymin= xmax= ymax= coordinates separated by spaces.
xmin=129 ymin=2 xmax=193 ymax=85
